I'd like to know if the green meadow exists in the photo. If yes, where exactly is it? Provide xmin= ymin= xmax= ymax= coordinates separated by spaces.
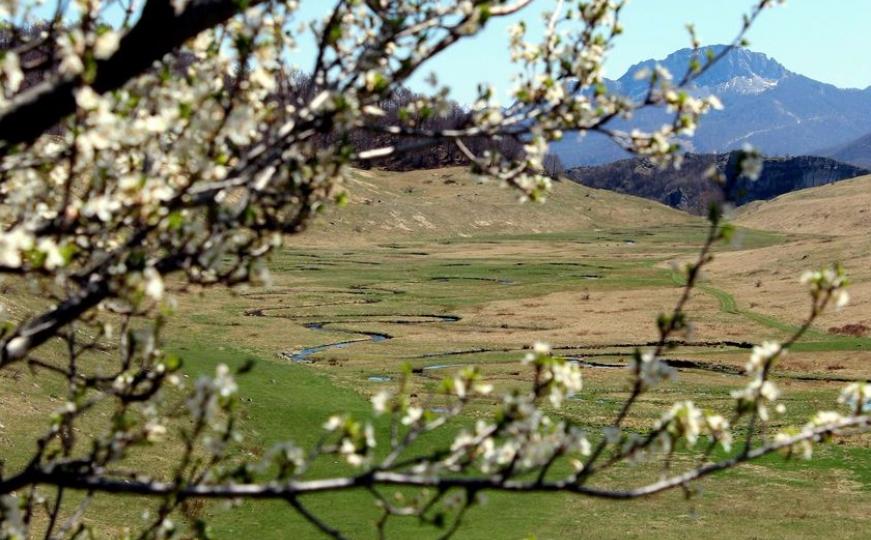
xmin=2 ymin=171 xmax=869 ymax=538
xmin=163 ymin=221 xmax=870 ymax=537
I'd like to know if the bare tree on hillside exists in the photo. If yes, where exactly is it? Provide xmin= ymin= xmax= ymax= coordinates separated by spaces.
xmin=542 ymin=152 xmax=565 ymax=179
xmin=0 ymin=0 xmax=866 ymax=538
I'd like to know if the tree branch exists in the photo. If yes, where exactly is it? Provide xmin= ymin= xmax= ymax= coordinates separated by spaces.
xmin=2 ymin=416 xmax=864 ymax=501
xmin=0 ymin=0 xmax=267 ymax=148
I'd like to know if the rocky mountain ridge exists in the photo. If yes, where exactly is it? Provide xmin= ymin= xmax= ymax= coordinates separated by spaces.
xmin=551 ymin=46 xmax=871 ymax=167
xmin=566 ymin=153 xmax=868 ymax=215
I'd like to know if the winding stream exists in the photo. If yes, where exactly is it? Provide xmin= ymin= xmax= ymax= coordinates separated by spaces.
xmin=261 ymin=307 xmax=862 ymax=384
xmin=281 ymin=322 xmax=393 ymax=363
xmin=278 ymin=315 xmax=461 ymax=363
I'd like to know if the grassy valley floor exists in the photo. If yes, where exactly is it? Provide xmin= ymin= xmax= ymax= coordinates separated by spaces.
xmin=2 ymin=169 xmax=870 ymax=538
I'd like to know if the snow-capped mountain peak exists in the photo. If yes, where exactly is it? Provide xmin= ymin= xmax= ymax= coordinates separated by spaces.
xmin=612 ymin=45 xmax=791 ymax=99
xmin=550 ymin=46 xmax=871 ymax=167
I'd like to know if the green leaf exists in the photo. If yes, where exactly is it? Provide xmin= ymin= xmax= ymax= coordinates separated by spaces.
xmin=166 ymin=211 xmax=185 ymax=231
xmin=326 ymin=23 xmax=342 ymax=46
xmin=164 ymin=353 xmax=183 ymax=372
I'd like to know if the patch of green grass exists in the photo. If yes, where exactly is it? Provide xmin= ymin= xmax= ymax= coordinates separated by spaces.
xmin=448 ymin=224 xmax=793 ymax=251
xmin=165 ymin=292 xmax=871 ymax=538
xmin=671 ymin=270 xmax=871 ymax=352
xmin=154 ymin=222 xmax=871 ymax=537
xmin=160 ymin=337 xmax=871 ymax=539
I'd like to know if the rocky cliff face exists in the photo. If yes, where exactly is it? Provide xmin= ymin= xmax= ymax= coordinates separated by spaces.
xmin=566 ymin=153 xmax=868 ymax=215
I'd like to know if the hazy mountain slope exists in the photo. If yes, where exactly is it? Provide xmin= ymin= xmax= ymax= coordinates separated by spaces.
xmin=301 ymin=168 xmax=694 ymax=244
xmin=735 ymin=174 xmax=871 ymax=236
xmin=819 ymin=132 xmax=871 ymax=168
xmin=552 ymin=46 xmax=871 ymax=166
xmin=566 ymin=154 xmax=868 ymax=214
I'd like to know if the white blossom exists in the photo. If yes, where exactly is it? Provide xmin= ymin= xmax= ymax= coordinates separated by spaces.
xmin=533 ymin=341 xmax=551 ymax=354
xmin=323 ymin=415 xmax=343 ymax=431
xmin=746 ymin=340 xmax=782 ymax=374
xmin=2 ymin=52 xmax=23 ymax=94
xmin=739 ymin=144 xmax=764 ymax=180
xmin=839 ymin=383 xmax=871 ymax=414
xmin=634 ymin=350 xmax=676 ymax=389
xmin=401 ymin=406 xmax=423 ymax=426
xmin=0 ymin=227 xmax=34 ymax=267
xmin=143 ymin=267 xmax=165 ymax=301
xmin=371 ymin=390 xmax=392 ymax=415
xmin=0 ymin=495 xmax=25 ymax=540
xmin=94 ymin=31 xmax=121 ymax=59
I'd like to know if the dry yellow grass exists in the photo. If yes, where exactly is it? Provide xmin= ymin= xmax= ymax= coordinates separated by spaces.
xmin=735 ymin=174 xmax=871 ymax=236
xmin=297 ymin=167 xmax=693 ymax=245
xmin=700 ymin=175 xmax=871 ymax=332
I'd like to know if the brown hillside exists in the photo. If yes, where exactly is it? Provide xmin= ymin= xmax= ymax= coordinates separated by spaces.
xmin=301 ymin=167 xmax=694 ymax=244
xmin=735 ymin=174 xmax=871 ymax=236
xmin=698 ymin=175 xmax=871 ymax=332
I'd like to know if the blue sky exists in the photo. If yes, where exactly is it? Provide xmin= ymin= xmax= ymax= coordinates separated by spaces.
xmin=290 ymin=0 xmax=871 ymax=104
